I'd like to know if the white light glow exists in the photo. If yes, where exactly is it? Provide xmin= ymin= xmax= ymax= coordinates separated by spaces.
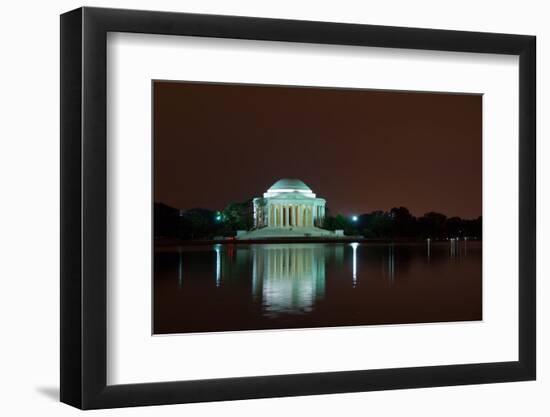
xmin=350 ymin=242 xmax=359 ymax=286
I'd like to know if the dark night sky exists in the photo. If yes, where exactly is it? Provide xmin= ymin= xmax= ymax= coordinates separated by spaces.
xmin=154 ymin=81 xmax=482 ymax=219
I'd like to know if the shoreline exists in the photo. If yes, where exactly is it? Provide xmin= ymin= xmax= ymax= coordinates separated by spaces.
xmin=154 ymin=236 xmax=481 ymax=247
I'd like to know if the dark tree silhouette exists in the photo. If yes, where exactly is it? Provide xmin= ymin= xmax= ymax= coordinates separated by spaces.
xmin=223 ymin=200 xmax=254 ymax=232
xmin=154 ymin=201 xmax=481 ymax=241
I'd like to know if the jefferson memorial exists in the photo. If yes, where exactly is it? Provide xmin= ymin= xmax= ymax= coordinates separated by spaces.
xmin=237 ymin=179 xmax=342 ymax=239
xmin=254 ymin=178 xmax=326 ymax=228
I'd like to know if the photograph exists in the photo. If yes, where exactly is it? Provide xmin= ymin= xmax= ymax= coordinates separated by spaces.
xmin=153 ymin=81 xmax=483 ymax=334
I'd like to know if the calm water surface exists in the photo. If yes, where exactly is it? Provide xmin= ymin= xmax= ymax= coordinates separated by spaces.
xmin=154 ymin=241 xmax=481 ymax=334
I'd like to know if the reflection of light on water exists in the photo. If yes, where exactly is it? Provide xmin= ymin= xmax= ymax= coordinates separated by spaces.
xmin=388 ymin=244 xmax=395 ymax=284
xmin=450 ymin=238 xmax=459 ymax=257
xmin=215 ymin=244 xmax=221 ymax=287
xmin=252 ymin=247 xmax=258 ymax=296
xmin=350 ymin=242 xmax=358 ymax=287
xmin=252 ymin=244 xmax=326 ymax=317
xmin=427 ymin=238 xmax=431 ymax=260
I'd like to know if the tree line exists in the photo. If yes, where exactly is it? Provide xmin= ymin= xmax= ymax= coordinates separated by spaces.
xmin=323 ymin=206 xmax=481 ymax=239
xmin=155 ymin=202 xmax=481 ymax=240
xmin=154 ymin=201 xmax=252 ymax=240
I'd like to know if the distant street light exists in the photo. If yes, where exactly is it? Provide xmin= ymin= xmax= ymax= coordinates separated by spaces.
xmin=351 ymin=215 xmax=358 ymax=222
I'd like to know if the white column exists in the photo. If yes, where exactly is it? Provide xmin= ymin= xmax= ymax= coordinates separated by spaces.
xmin=290 ymin=205 xmax=292 ymax=227
xmin=286 ymin=205 xmax=290 ymax=227
xmin=287 ymin=205 xmax=291 ymax=227
xmin=290 ymin=205 xmax=293 ymax=227
xmin=285 ymin=206 xmax=289 ymax=227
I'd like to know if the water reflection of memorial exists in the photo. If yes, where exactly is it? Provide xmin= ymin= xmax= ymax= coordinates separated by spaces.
xmin=251 ymin=244 xmax=326 ymax=317
xmin=157 ymin=239 xmax=481 ymax=333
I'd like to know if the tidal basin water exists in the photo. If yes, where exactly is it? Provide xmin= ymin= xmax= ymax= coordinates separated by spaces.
xmin=154 ymin=241 xmax=482 ymax=334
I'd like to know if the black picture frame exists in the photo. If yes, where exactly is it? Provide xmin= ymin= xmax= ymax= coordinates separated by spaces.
xmin=60 ymin=6 xmax=536 ymax=410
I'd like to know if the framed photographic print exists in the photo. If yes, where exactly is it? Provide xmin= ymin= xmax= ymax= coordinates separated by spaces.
xmin=60 ymin=7 xmax=536 ymax=409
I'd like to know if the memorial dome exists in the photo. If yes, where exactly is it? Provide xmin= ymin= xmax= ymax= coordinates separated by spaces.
xmin=268 ymin=178 xmax=312 ymax=193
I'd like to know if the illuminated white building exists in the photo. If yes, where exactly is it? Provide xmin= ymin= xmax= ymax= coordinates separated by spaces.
xmin=237 ymin=178 xmax=343 ymax=239
xmin=253 ymin=178 xmax=326 ymax=229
